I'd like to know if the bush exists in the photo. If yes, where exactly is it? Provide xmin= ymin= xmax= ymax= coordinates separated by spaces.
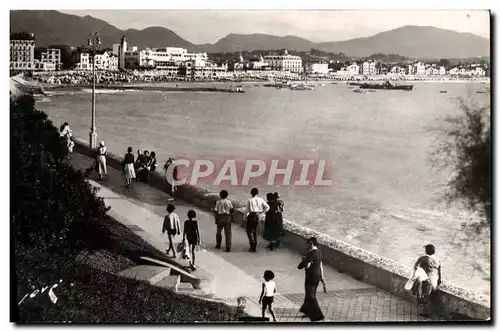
xmin=11 ymin=95 xmax=110 ymax=319
xmin=431 ymin=98 xmax=491 ymax=225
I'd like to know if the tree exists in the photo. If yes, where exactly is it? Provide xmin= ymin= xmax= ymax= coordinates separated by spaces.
xmin=437 ymin=58 xmax=451 ymax=68
xmin=431 ymin=98 xmax=491 ymax=225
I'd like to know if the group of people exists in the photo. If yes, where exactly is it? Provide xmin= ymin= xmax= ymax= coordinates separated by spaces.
xmin=160 ymin=186 xmax=330 ymax=322
xmin=121 ymin=147 xmax=158 ymax=188
xmin=60 ymin=130 xmax=442 ymax=321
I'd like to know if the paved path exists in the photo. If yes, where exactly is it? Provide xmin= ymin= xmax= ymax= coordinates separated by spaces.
xmin=71 ymin=152 xmax=437 ymax=322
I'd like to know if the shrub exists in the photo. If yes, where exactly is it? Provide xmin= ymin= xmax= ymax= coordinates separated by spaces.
xmin=11 ymin=95 xmax=110 ymax=319
xmin=430 ymin=97 xmax=491 ymax=225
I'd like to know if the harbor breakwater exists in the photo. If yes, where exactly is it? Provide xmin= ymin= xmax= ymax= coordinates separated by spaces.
xmin=73 ymin=138 xmax=490 ymax=320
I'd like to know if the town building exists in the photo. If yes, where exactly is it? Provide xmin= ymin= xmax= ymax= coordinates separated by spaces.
xmin=179 ymin=61 xmax=228 ymax=79
xmin=41 ymin=48 xmax=61 ymax=70
xmin=248 ymin=55 xmax=269 ymax=70
xmin=439 ymin=66 xmax=446 ymax=75
xmin=414 ymin=62 xmax=426 ymax=76
xmin=76 ymin=51 xmax=119 ymax=71
xmin=263 ymin=50 xmax=303 ymax=73
xmin=122 ymin=45 xmax=208 ymax=70
xmin=361 ymin=61 xmax=377 ymax=75
xmin=306 ymin=62 xmax=329 ymax=74
xmin=10 ymin=32 xmax=37 ymax=71
xmin=346 ymin=62 xmax=360 ymax=75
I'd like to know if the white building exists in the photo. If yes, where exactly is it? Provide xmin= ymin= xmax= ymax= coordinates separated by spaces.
xmin=473 ymin=67 xmax=486 ymax=76
xmin=306 ymin=62 xmax=329 ymax=74
xmin=414 ymin=62 xmax=426 ymax=76
xmin=439 ymin=66 xmax=446 ymax=75
xmin=346 ymin=62 xmax=360 ymax=75
xmin=123 ymin=46 xmax=208 ymax=70
xmin=41 ymin=48 xmax=61 ymax=70
xmin=449 ymin=68 xmax=459 ymax=75
xmin=76 ymin=51 xmax=118 ymax=71
xmin=361 ymin=61 xmax=377 ymax=75
xmin=10 ymin=32 xmax=38 ymax=71
xmin=263 ymin=50 xmax=303 ymax=73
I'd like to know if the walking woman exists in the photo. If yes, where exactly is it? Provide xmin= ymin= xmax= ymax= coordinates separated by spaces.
xmin=163 ymin=204 xmax=181 ymax=258
xmin=274 ymin=192 xmax=285 ymax=248
xmin=96 ymin=141 xmax=107 ymax=180
xmin=263 ymin=193 xmax=282 ymax=251
xmin=164 ymin=157 xmax=178 ymax=200
xmin=59 ymin=122 xmax=75 ymax=153
xmin=183 ymin=210 xmax=201 ymax=270
xmin=122 ymin=147 xmax=136 ymax=188
xmin=298 ymin=237 xmax=325 ymax=322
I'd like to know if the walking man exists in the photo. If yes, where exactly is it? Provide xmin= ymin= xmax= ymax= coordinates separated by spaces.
xmin=245 ymin=188 xmax=269 ymax=252
xmin=214 ymin=190 xmax=234 ymax=252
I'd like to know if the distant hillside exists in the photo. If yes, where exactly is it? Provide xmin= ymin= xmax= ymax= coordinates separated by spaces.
xmin=10 ymin=10 xmax=490 ymax=58
xmin=316 ymin=26 xmax=490 ymax=58
xmin=200 ymin=33 xmax=316 ymax=53
xmin=10 ymin=10 xmax=194 ymax=49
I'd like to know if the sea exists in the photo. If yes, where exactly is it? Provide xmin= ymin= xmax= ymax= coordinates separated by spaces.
xmin=38 ymin=81 xmax=491 ymax=298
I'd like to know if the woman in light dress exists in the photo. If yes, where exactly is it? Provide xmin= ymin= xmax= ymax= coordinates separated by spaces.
xmin=59 ymin=122 xmax=75 ymax=153
xmin=122 ymin=147 xmax=136 ymax=188
xmin=96 ymin=141 xmax=107 ymax=180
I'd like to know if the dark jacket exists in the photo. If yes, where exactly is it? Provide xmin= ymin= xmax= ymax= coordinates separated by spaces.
xmin=298 ymin=248 xmax=323 ymax=285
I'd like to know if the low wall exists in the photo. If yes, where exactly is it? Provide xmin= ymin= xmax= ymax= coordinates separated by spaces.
xmin=73 ymin=139 xmax=490 ymax=320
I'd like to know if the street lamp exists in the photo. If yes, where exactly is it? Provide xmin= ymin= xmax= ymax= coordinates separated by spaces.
xmin=88 ymin=32 xmax=101 ymax=149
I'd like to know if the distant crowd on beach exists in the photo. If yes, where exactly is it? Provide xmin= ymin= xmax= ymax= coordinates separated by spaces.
xmin=35 ymin=69 xmax=490 ymax=87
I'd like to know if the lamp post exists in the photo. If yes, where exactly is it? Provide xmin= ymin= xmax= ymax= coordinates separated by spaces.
xmin=88 ymin=32 xmax=101 ymax=149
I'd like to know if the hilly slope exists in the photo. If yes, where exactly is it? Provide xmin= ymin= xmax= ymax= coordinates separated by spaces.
xmin=316 ymin=25 xmax=490 ymax=58
xmin=10 ymin=10 xmax=194 ymax=49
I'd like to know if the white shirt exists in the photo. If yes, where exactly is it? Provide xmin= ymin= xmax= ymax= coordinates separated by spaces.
xmin=214 ymin=198 xmax=233 ymax=215
xmin=245 ymin=196 xmax=270 ymax=216
xmin=263 ymin=280 xmax=276 ymax=297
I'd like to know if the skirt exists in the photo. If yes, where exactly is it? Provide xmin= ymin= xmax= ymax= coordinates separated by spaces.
xmin=124 ymin=163 xmax=136 ymax=180
xmin=97 ymin=155 xmax=107 ymax=175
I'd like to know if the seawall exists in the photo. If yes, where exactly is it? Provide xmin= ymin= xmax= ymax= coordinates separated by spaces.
xmin=73 ymin=138 xmax=490 ymax=320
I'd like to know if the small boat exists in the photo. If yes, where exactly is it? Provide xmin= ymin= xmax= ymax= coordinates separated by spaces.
xmin=348 ymin=82 xmax=363 ymax=86
xmin=476 ymin=91 xmax=487 ymax=94
xmin=440 ymin=91 xmax=447 ymax=93
xmin=369 ymin=90 xmax=376 ymax=92
xmin=353 ymin=89 xmax=365 ymax=93
xmin=359 ymin=81 xmax=413 ymax=91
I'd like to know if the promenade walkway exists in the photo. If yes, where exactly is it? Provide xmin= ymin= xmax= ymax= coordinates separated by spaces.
xmin=71 ymin=151 xmax=437 ymax=322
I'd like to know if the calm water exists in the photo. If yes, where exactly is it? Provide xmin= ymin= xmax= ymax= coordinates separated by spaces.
xmin=39 ymin=81 xmax=491 ymax=298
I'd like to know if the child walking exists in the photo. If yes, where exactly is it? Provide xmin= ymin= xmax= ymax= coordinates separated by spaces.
xmin=259 ymin=270 xmax=277 ymax=322
xmin=183 ymin=210 xmax=201 ymax=270
xmin=162 ymin=204 xmax=180 ymax=258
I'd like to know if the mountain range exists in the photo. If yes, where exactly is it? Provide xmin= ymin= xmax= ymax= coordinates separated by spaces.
xmin=10 ymin=10 xmax=490 ymax=58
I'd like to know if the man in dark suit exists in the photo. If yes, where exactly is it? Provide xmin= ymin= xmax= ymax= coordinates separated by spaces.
xmin=297 ymin=237 xmax=324 ymax=322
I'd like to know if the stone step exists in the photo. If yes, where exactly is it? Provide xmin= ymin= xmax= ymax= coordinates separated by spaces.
xmin=177 ymin=282 xmax=195 ymax=293
xmin=117 ymin=265 xmax=171 ymax=285
xmin=155 ymin=275 xmax=181 ymax=290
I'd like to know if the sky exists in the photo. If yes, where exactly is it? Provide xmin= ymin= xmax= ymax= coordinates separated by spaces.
xmin=60 ymin=10 xmax=491 ymax=44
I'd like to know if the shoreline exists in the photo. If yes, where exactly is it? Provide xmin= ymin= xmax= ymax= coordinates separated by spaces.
xmin=41 ymin=78 xmax=490 ymax=93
